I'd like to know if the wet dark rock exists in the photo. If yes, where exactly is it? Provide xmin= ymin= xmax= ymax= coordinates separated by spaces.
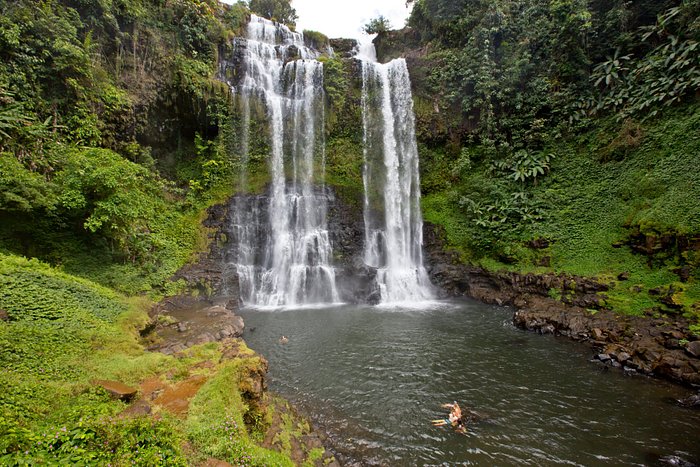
xmin=687 ymin=341 xmax=700 ymax=358
xmin=329 ymin=38 xmax=358 ymax=58
xmin=658 ymin=454 xmax=698 ymax=466
xmin=285 ymin=44 xmax=300 ymax=61
xmin=326 ymin=189 xmax=382 ymax=304
xmin=617 ymin=352 xmax=632 ymax=362
xmin=677 ymin=392 xmax=700 ymax=408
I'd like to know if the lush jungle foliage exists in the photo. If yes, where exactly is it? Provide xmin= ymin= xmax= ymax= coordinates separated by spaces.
xmin=0 ymin=1 xmax=331 ymax=463
xmin=0 ymin=254 xmax=311 ymax=465
xmin=0 ymin=0 xmax=252 ymax=294
xmin=391 ymin=0 xmax=700 ymax=322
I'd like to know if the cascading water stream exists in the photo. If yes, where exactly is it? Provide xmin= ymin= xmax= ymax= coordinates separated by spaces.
xmin=228 ymin=15 xmax=340 ymax=308
xmin=358 ymin=42 xmax=434 ymax=304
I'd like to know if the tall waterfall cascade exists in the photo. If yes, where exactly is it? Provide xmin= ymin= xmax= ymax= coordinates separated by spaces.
xmin=358 ymin=43 xmax=435 ymax=304
xmin=228 ymin=15 xmax=340 ymax=308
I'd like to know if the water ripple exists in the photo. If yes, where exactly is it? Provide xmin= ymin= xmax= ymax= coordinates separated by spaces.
xmin=240 ymin=299 xmax=700 ymax=465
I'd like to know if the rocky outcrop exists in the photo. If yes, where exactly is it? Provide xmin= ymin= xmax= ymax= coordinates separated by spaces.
xmin=168 ymin=203 xmax=237 ymax=301
xmin=423 ymin=222 xmax=700 ymax=387
xmin=329 ymin=38 xmax=358 ymax=58
xmin=151 ymin=297 xmax=245 ymax=355
xmin=326 ymin=189 xmax=381 ymax=304
xmin=512 ymin=296 xmax=700 ymax=386
xmin=423 ymin=223 xmax=608 ymax=308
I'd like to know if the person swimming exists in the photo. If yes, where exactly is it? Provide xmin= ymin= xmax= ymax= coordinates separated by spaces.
xmin=432 ymin=401 xmax=466 ymax=432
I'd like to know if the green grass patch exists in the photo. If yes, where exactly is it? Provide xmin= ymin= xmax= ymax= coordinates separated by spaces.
xmin=186 ymin=360 xmax=294 ymax=466
xmin=423 ymin=103 xmax=700 ymax=323
xmin=0 ymin=253 xmax=182 ymax=464
xmin=0 ymin=254 xmax=310 ymax=465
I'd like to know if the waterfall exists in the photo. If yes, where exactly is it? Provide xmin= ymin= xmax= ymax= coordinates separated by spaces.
xmin=359 ymin=44 xmax=434 ymax=304
xmin=229 ymin=15 xmax=340 ymax=308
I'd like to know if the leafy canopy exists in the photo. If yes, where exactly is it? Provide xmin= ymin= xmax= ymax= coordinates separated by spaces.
xmin=363 ymin=15 xmax=392 ymax=35
xmin=248 ymin=0 xmax=298 ymax=27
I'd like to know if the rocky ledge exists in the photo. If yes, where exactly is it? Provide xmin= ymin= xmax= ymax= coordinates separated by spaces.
xmin=513 ymin=296 xmax=700 ymax=386
xmin=149 ymin=296 xmax=245 ymax=355
xmin=423 ymin=223 xmax=700 ymax=388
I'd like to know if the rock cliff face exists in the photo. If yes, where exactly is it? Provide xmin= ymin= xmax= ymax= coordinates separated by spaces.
xmin=169 ymin=190 xmax=379 ymax=306
xmin=326 ymin=190 xmax=381 ymax=304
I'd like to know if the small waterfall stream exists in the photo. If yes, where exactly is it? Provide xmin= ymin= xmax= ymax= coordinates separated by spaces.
xmin=229 ymin=15 xmax=340 ymax=308
xmin=358 ymin=43 xmax=434 ymax=304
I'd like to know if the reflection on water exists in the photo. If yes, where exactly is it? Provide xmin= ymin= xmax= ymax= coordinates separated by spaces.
xmin=239 ymin=299 xmax=700 ymax=466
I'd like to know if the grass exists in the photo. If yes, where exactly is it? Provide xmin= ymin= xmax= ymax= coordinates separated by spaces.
xmin=0 ymin=253 xmax=303 ymax=465
xmin=421 ymin=103 xmax=700 ymax=322
xmin=0 ymin=253 xmax=179 ymax=464
xmin=186 ymin=362 xmax=294 ymax=467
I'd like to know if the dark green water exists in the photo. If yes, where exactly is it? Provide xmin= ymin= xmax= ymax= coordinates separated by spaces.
xmin=239 ymin=300 xmax=700 ymax=466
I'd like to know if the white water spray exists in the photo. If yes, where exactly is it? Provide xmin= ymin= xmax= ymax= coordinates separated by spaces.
xmin=358 ymin=44 xmax=434 ymax=304
xmin=231 ymin=15 xmax=340 ymax=308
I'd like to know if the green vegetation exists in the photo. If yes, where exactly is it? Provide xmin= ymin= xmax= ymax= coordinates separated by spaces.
xmin=0 ymin=0 xmax=249 ymax=295
xmin=0 ymin=254 xmax=324 ymax=465
xmin=363 ymin=15 xmax=392 ymax=35
xmin=0 ymin=3 xmax=336 ymax=465
xmin=0 ymin=253 xmax=181 ymax=464
xmin=249 ymin=0 xmax=298 ymax=28
xmin=425 ymin=104 xmax=700 ymax=316
xmin=304 ymin=30 xmax=330 ymax=52
xmin=407 ymin=0 xmax=700 ymax=325
xmin=1 ymin=0 xmax=699 ymax=462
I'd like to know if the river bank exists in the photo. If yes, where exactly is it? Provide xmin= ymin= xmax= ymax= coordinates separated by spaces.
xmin=171 ymin=198 xmax=700 ymax=394
xmin=139 ymin=196 xmax=700 ymax=466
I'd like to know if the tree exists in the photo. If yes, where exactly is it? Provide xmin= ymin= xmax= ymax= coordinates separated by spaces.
xmin=363 ymin=15 xmax=392 ymax=35
xmin=248 ymin=0 xmax=298 ymax=27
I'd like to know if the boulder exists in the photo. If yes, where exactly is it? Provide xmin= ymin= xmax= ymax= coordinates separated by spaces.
xmin=686 ymin=340 xmax=700 ymax=358
xmin=329 ymin=38 xmax=359 ymax=58
xmin=616 ymin=352 xmax=632 ymax=363
xmin=677 ymin=392 xmax=700 ymax=408
xmin=94 ymin=380 xmax=138 ymax=401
